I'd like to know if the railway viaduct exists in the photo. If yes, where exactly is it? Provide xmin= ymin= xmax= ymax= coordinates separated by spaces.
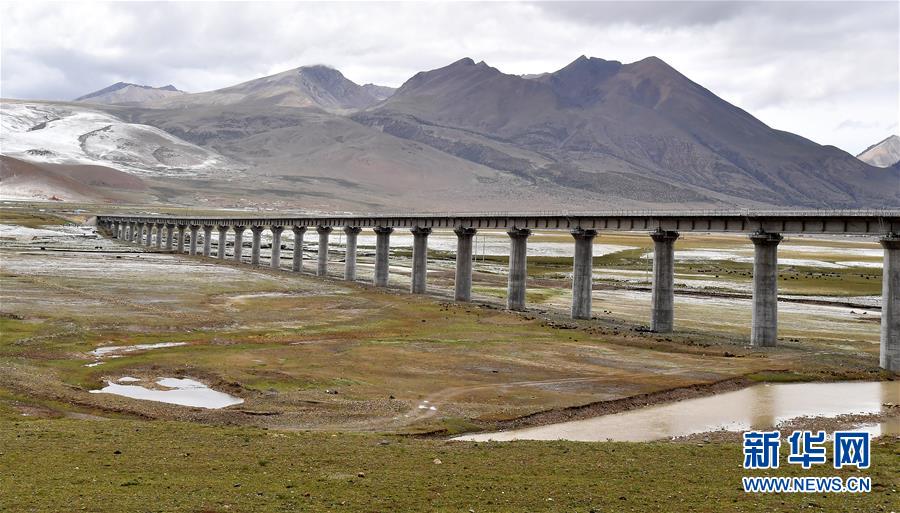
xmin=96 ymin=210 xmax=900 ymax=372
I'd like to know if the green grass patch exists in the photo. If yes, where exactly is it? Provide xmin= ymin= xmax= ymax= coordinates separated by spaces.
xmin=1 ymin=417 xmax=897 ymax=512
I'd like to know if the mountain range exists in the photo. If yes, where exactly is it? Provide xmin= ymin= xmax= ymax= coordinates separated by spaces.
xmin=857 ymin=135 xmax=900 ymax=168
xmin=1 ymin=57 xmax=896 ymax=209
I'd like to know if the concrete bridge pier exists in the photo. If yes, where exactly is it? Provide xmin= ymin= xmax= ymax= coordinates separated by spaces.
xmin=343 ymin=226 xmax=362 ymax=280
xmin=292 ymin=226 xmax=306 ymax=272
xmin=410 ymin=226 xmax=432 ymax=294
xmin=750 ymin=231 xmax=782 ymax=347
xmin=145 ymin=224 xmax=153 ymax=246
xmin=880 ymin=235 xmax=900 ymax=372
xmin=111 ymin=222 xmax=119 ymax=239
xmin=571 ymin=228 xmax=598 ymax=320
xmin=316 ymin=226 xmax=333 ymax=276
xmin=155 ymin=224 xmax=163 ymax=249
xmin=189 ymin=225 xmax=199 ymax=255
xmin=271 ymin=226 xmax=284 ymax=269
xmin=250 ymin=225 xmax=264 ymax=265
xmin=373 ymin=226 xmax=393 ymax=287
xmin=165 ymin=224 xmax=175 ymax=251
xmin=137 ymin=223 xmax=146 ymax=243
xmin=124 ymin=223 xmax=132 ymax=242
xmin=176 ymin=225 xmax=187 ymax=254
xmin=507 ymin=228 xmax=531 ymax=311
xmin=202 ymin=226 xmax=213 ymax=257
xmin=233 ymin=226 xmax=245 ymax=263
xmin=217 ymin=226 xmax=228 ymax=259
xmin=650 ymin=230 xmax=680 ymax=332
xmin=454 ymin=227 xmax=477 ymax=302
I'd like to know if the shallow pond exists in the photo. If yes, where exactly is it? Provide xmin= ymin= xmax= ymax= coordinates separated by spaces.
xmin=454 ymin=381 xmax=898 ymax=443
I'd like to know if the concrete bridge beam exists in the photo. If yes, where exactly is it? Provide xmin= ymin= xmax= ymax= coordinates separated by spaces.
xmin=454 ymin=227 xmax=477 ymax=302
xmin=233 ymin=226 xmax=245 ymax=263
xmin=316 ymin=226 xmax=333 ymax=276
xmin=292 ymin=226 xmax=306 ymax=272
xmin=571 ymin=228 xmax=598 ymax=320
xmin=189 ymin=225 xmax=199 ymax=255
xmin=165 ymin=224 xmax=175 ymax=251
xmin=271 ymin=226 xmax=284 ymax=269
xmin=343 ymin=226 xmax=362 ymax=281
xmin=880 ymin=235 xmax=900 ymax=372
xmin=650 ymin=230 xmax=680 ymax=332
xmin=217 ymin=225 xmax=228 ymax=259
xmin=202 ymin=226 xmax=213 ymax=257
xmin=176 ymin=225 xmax=187 ymax=254
xmin=410 ymin=226 xmax=432 ymax=294
xmin=750 ymin=232 xmax=783 ymax=347
xmin=373 ymin=226 xmax=393 ymax=287
xmin=250 ymin=225 xmax=264 ymax=265
xmin=507 ymin=228 xmax=531 ymax=311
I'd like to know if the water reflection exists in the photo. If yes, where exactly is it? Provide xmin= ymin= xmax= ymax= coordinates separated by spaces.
xmin=454 ymin=381 xmax=898 ymax=442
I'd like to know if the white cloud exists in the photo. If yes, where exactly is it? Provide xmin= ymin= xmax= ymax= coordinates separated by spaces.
xmin=1 ymin=1 xmax=896 ymax=154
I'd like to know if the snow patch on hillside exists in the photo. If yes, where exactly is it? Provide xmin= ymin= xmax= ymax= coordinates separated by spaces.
xmin=0 ymin=101 xmax=239 ymax=178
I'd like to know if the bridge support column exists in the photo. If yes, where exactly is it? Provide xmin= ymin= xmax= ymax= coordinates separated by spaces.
xmin=250 ymin=225 xmax=264 ymax=265
xmin=410 ymin=226 xmax=432 ymax=294
xmin=343 ymin=226 xmax=361 ymax=280
xmin=189 ymin=225 xmax=199 ymax=255
xmin=373 ymin=226 xmax=393 ymax=287
xmin=176 ymin=225 xmax=187 ymax=254
xmin=217 ymin=226 xmax=228 ymax=259
xmin=316 ymin=226 xmax=332 ymax=276
xmin=880 ymin=235 xmax=900 ymax=372
xmin=571 ymin=228 xmax=597 ymax=320
xmin=507 ymin=228 xmax=531 ymax=311
xmin=233 ymin=226 xmax=245 ymax=263
xmin=155 ymin=224 xmax=163 ymax=249
xmin=145 ymin=224 xmax=153 ymax=246
xmin=165 ymin=224 xmax=175 ymax=251
xmin=454 ymin=227 xmax=477 ymax=302
xmin=650 ymin=230 xmax=679 ymax=332
xmin=202 ymin=225 xmax=213 ymax=257
xmin=111 ymin=222 xmax=119 ymax=239
xmin=292 ymin=227 xmax=306 ymax=272
xmin=124 ymin=223 xmax=132 ymax=242
xmin=750 ymin=232 xmax=782 ymax=347
xmin=270 ymin=226 xmax=283 ymax=269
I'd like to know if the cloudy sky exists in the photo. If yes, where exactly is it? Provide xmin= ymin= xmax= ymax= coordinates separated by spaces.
xmin=1 ymin=1 xmax=897 ymax=154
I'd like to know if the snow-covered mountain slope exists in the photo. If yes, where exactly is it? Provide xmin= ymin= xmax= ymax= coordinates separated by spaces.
xmin=857 ymin=135 xmax=900 ymax=168
xmin=0 ymin=100 xmax=239 ymax=178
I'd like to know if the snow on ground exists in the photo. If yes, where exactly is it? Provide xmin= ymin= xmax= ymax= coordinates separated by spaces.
xmin=90 ymin=377 xmax=243 ymax=409
xmin=0 ymin=100 xmax=238 ymax=178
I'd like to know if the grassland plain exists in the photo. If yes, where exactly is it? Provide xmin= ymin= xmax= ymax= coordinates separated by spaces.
xmin=0 ymin=205 xmax=896 ymax=512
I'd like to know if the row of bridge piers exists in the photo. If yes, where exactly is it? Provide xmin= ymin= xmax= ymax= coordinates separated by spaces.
xmin=102 ymin=219 xmax=899 ymax=372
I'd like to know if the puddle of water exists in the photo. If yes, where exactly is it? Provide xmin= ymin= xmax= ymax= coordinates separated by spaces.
xmin=90 ymin=377 xmax=243 ymax=409
xmin=454 ymin=382 xmax=898 ymax=443
xmin=89 ymin=342 xmax=188 ymax=357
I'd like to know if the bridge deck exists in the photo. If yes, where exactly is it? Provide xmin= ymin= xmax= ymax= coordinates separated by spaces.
xmin=99 ymin=210 xmax=900 ymax=235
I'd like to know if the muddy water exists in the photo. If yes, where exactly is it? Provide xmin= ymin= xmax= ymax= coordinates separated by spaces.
xmin=455 ymin=381 xmax=899 ymax=442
